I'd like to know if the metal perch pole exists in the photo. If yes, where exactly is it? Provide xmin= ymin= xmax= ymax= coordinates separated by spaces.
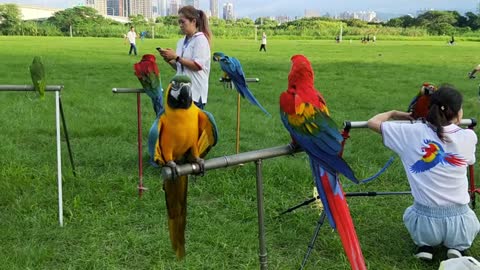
xmin=0 ymin=85 xmax=65 ymax=226
xmin=112 ymin=87 xmax=147 ymax=198
xmin=162 ymin=144 xmax=300 ymax=270
xmin=219 ymin=78 xmax=260 ymax=154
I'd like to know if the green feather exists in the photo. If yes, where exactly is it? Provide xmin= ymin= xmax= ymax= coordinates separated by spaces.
xmin=171 ymin=75 xmax=191 ymax=84
xmin=29 ymin=56 xmax=46 ymax=100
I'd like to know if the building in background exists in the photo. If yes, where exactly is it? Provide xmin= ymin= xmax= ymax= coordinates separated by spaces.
xmin=85 ymin=0 xmax=107 ymax=15
xmin=222 ymin=2 xmax=234 ymax=20
xmin=85 ymin=0 xmax=153 ymax=19
xmin=129 ymin=0 xmax=153 ymax=19
xmin=168 ymin=0 xmax=179 ymax=15
xmin=338 ymin=10 xmax=377 ymax=22
xmin=210 ymin=0 xmax=218 ymax=18
xmin=304 ymin=9 xmax=320 ymax=18
xmin=17 ymin=5 xmax=63 ymax=21
xmin=155 ymin=0 xmax=167 ymax=16
xmin=182 ymin=0 xmax=199 ymax=9
xmin=106 ymin=0 xmax=123 ymax=16
xmin=275 ymin=15 xmax=290 ymax=24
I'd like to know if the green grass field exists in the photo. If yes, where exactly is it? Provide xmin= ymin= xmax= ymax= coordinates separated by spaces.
xmin=0 ymin=36 xmax=479 ymax=269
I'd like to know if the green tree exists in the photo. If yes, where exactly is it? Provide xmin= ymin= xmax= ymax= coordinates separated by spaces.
xmin=255 ymin=17 xmax=277 ymax=26
xmin=236 ymin=17 xmax=254 ymax=26
xmin=162 ymin=15 xmax=178 ymax=26
xmin=416 ymin=11 xmax=457 ymax=35
xmin=465 ymin=11 xmax=480 ymax=30
xmin=0 ymin=4 xmax=22 ymax=35
xmin=386 ymin=15 xmax=415 ymax=28
xmin=129 ymin=14 xmax=147 ymax=27
xmin=47 ymin=6 xmax=105 ymax=34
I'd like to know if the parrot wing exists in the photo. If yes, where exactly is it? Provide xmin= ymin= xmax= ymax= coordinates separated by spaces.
xmin=29 ymin=57 xmax=46 ymax=99
xmin=147 ymin=109 xmax=165 ymax=166
xmin=407 ymin=94 xmax=419 ymax=113
xmin=279 ymin=93 xmax=359 ymax=182
xmin=220 ymin=56 xmax=271 ymax=116
xmin=197 ymin=109 xmax=218 ymax=157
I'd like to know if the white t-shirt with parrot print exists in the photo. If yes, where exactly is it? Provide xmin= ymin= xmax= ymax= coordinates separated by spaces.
xmin=381 ymin=122 xmax=477 ymax=206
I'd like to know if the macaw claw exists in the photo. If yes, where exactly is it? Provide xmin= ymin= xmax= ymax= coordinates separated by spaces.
xmin=165 ymin=160 xmax=179 ymax=179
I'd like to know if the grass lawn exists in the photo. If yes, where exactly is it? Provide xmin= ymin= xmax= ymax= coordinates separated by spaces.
xmin=0 ymin=36 xmax=479 ymax=269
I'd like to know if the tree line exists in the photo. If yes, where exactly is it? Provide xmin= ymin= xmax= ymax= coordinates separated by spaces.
xmin=1 ymin=4 xmax=480 ymax=39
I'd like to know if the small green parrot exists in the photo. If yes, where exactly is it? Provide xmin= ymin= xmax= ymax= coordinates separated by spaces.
xmin=29 ymin=56 xmax=46 ymax=99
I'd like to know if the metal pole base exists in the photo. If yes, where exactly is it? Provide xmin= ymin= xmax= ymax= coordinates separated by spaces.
xmin=299 ymin=211 xmax=327 ymax=270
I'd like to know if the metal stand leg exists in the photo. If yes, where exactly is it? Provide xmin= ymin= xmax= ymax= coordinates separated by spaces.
xmin=299 ymin=211 xmax=327 ymax=270
xmin=55 ymin=91 xmax=64 ymax=227
xmin=137 ymin=93 xmax=145 ymax=198
xmin=58 ymin=97 xmax=76 ymax=177
xmin=255 ymin=159 xmax=267 ymax=270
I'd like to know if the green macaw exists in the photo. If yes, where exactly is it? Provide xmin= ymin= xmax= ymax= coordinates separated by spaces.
xmin=147 ymin=75 xmax=218 ymax=259
xmin=29 ymin=56 xmax=46 ymax=99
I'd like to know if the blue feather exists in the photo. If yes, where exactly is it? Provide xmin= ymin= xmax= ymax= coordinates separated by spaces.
xmin=218 ymin=55 xmax=271 ymax=116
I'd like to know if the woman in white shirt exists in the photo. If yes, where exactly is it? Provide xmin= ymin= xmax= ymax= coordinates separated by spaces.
xmin=159 ymin=6 xmax=212 ymax=109
xmin=367 ymin=85 xmax=479 ymax=261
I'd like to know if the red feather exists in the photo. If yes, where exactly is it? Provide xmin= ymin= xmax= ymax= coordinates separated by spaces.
xmin=321 ymin=172 xmax=367 ymax=270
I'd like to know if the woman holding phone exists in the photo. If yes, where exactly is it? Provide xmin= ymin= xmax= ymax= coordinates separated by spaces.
xmin=158 ymin=6 xmax=212 ymax=109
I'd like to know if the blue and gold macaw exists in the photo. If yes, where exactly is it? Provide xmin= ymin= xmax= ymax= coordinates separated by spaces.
xmin=280 ymin=55 xmax=390 ymax=270
xmin=212 ymin=52 xmax=270 ymax=116
xmin=147 ymin=75 xmax=218 ymax=259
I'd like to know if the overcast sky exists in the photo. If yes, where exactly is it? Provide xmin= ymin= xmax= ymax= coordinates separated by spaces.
xmin=1 ymin=0 xmax=477 ymax=17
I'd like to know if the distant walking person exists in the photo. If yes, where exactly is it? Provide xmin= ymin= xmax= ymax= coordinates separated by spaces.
xmin=259 ymin=32 xmax=267 ymax=52
xmin=126 ymin=26 xmax=137 ymax=56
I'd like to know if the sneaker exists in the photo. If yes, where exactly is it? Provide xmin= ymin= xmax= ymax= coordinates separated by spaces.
xmin=415 ymin=246 xmax=434 ymax=260
xmin=447 ymin=248 xmax=465 ymax=259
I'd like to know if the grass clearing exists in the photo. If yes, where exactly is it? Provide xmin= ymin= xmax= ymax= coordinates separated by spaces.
xmin=0 ymin=36 xmax=479 ymax=269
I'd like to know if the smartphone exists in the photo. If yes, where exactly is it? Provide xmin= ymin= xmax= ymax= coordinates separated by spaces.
xmin=156 ymin=47 xmax=162 ymax=51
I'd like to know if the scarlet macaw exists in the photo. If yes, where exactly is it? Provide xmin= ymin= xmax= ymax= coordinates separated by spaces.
xmin=29 ymin=56 xmax=46 ymax=99
xmin=147 ymin=75 xmax=218 ymax=259
xmin=280 ymin=55 xmax=384 ymax=270
xmin=212 ymin=52 xmax=271 ymax=116
xmin=134 ymin=54 xmax=163 ymax=114
xmin=407 ymin=82 xmax=437 ymax=119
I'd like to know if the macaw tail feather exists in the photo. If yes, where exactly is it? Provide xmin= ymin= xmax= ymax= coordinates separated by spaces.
xmin=235 ymin=84 xmax=271 ymax=116
xmin=151 ymin=93 xmax=164 ymax=117
xmin=311 ymin=158 xmax=367 ymax=270
xmin=358 ymin=156 xmax=394 ymax=184
xmin=164 ymin=175 xmax=188 ymax=259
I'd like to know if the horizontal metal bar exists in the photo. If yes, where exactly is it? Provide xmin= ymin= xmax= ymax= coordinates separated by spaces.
xmin=112 ymin=88 xmax=145 ymax=94
xmin=344 ymin=118 xmax=475 ymax=129
xmin=219 ymin=78 xmax=260 ymax=83
xmin=346 ymin=191 xmax=411 ymax=197
xmin=161 ymin=144 xmax=299 ymax=180
xmin=0 ymin=85 xmax=63 ymax=92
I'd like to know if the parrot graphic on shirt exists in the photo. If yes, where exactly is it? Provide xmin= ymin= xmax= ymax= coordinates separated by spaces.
xmin=410 ymin=139 xmax=466 ymax=173
xmin=212 ymin=52 xmax=271 ymax=116
xmin=147 ymin=75 xmax=218 ymax=259
xmin=134 ymin=54 xmax=163 ymax=114
xmin=280 ymin=55 xmax=393 ymax=270
xmin=407 ymin=83 xmax=437 ymax=119
xmin=29 ymin=56 xmax=46 ymax=99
